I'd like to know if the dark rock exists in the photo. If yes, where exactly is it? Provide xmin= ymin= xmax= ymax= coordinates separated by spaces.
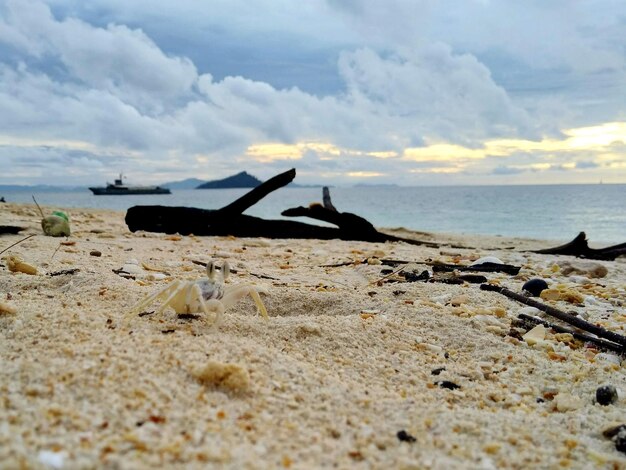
xmin=396 ymin=430 xmax=416 ymax=443
xmin=431 ymin=367 xmax=446 ymax=376
xmin=522 ymin=278 xmax=549 ymax=297
xmin=596 ymin=385 xmax=618 ymax=406
xmin=90 ymin=250 xmax=102 ymax=257
xmin=436 ymin=380 xmax=460 ymax=390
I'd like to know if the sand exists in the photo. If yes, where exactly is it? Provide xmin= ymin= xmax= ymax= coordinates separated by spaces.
xmin=1 ymin=203 xmax=625 ymax=469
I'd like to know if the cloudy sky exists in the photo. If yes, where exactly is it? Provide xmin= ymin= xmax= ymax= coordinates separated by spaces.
xmin=0 ymin=0 xmax=625 ymax=186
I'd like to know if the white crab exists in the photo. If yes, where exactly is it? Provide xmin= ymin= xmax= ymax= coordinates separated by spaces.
xmin=126 ymin=260 xmax=268 ymax=326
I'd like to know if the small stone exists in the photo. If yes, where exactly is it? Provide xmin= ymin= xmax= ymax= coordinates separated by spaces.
xmin=450 ymin=295 xmax=469 ymax=306
xmin=396 ymin=430 xmax=417 ymax=443
xmin=558 ymin=260 xmax=608 ymax=279
xmin=436 ymin=380 xmax=461 ymax=390
xmin=596 ymin=385 xmax=618 ymax=406
xmin=522 ymin=278 xmax=548 ymax=297
xmin=522 ymin=324 xmax=546 ymax=346
xmin=595 ymin=353 xmax=621 ymax=366
xmin=554 ymin=393 xmax=582 ymax=412
xmin=90 ymin=250 xmax=102 ymax=257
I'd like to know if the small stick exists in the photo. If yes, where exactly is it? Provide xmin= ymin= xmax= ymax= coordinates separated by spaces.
xmin=370 ymin=265 xmax=406 ymax=285
xmin=0 ymin=234 xmax=36 ymax=256
xmin=480 ymin=284 xmax=626 ymax=348
xmin=516 ymin=313 xmax=624 ymax=354
xmin=32 ymin=195 xmax=45 ymax=218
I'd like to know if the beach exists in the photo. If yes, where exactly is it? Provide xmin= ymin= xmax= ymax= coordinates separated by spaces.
xmin=1 ymin=202 xmax=625 ymax=469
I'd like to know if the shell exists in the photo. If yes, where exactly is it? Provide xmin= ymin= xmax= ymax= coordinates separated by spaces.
xmin=5 ymin=255 xmax=38 ymax=275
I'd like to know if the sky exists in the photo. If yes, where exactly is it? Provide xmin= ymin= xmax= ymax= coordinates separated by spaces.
xmin=0 ymin=0 xmax=625 ymax=186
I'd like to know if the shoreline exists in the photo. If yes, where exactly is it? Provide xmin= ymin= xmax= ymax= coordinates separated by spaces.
xmin=1 ymin=203 xmax=625 ymax=468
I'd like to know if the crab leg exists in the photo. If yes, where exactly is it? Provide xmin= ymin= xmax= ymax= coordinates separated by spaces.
xmin=155 ymin=282 xmax=187 ymax=315
xmin=126 ymin=280 xmax=182 ymax=317
xmin=222 ymin=285 xmax=268 ymax=320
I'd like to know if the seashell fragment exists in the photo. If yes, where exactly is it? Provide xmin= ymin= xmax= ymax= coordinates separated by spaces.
xmin=5 ymin=255 xmax=38 ymax=275
xmin=0 ymin=302 xmax=17 ymax=314
xmin=522 ymin=324 xmax=546 ymax=346
xmin=470 ymin=256 xmax=504 ymax=266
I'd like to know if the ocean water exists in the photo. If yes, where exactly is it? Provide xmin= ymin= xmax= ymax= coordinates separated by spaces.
xmin=2 ymin=184 xmax=625 ymax=244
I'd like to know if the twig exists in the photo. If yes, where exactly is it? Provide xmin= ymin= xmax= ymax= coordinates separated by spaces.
xmin=32 ymin=195 xmax=45 ymax=218
xmin=378 ymin=258 xmax=520 ymax=275
xmin=0 ymin=234 xmax=36 ymax=256
xmin=515 ymin=313 xmax=624 ymax=354
xmin=432 ymin=262 xmax=520 ymax=275
xmin=480 ymin=284 xmax=626 ymax=348
xmin=370 ymin=265 xmax=406 ymax=285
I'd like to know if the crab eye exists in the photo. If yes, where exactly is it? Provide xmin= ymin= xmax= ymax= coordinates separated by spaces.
xmin=222 ymin=261 xmax=230 ymax=280
xmin=206 ymin=260 xmax=216 ymax=279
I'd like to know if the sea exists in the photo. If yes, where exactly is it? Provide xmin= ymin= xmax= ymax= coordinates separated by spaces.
xmin=2 ymin=184 xmax=625 ymax=244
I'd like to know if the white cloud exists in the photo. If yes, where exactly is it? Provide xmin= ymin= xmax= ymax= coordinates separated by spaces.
xmin=0 ymin=0 xmax=624 ymax=186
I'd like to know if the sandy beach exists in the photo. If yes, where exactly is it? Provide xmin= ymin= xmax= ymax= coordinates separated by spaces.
xmin=1 ymin=202 xmax=625 ymax=469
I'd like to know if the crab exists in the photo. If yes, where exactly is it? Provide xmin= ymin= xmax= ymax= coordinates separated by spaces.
xmin=126 ymin=260 xmax=268 ymax=326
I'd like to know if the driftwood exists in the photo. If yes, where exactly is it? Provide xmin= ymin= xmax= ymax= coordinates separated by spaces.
xmin=514 ymin=313 xmax=624 ymax=354
xmin=480 ymin=283 xmax=626 ymax=350
xmin=533 ymin=232 xmax=626 ymax=261
xmin=125 ymin=169 xmax=437 ymax=246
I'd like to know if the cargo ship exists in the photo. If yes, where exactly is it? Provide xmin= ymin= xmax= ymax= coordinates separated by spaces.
xmin=89 ymin=174 xmax=171 ymax=195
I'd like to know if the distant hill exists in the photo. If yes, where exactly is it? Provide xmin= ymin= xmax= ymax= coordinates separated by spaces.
xmin=161 ymin=178 xmax=206 ymax=189
xmin=196 ymin=171 xmax=262 ymax=189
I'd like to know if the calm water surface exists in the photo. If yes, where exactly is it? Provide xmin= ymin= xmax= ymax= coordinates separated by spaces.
xmin=2 ymin=185 xmax=625 ymax=244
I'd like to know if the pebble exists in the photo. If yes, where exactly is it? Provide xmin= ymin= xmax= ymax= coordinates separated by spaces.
xmin=449 ymin=295 xmax=469 ymax=306
xmin=38 ymin=450 xmax=66 ymax=469
xmin=522 ymin=278 xmax=548 ymax=297
xmin=122 ymin=264 xmax=144 ymax=275
xmin=470 ymin=256 xmax=504 ymax=266
xmin=554 ymin=393 xmax=582 ymax=412
xmin=557 ymin=260 xmax=608 ymax=279
xmin=595 ymin=385 xmax=619 ymax=406
xmin=90 ymin=250 xmax=102 ymax=257
xmin=595 ymin=353 xmax=621 ymax=366
xmin=396 ymin=430 xmax=417 ymax=443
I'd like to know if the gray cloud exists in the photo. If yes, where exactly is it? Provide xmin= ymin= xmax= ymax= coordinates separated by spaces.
xmin=0 ymin=0 xmax=623 ymax=186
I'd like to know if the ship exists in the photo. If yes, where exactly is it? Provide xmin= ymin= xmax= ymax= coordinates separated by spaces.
xmin=89 ymin=174 xmax=171 ymax=195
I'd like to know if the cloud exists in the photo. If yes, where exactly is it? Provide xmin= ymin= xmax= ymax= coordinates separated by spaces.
xmin=0 ymin=0 xmax=624 ymax=186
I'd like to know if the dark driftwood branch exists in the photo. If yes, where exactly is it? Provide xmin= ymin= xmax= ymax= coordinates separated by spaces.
xmin=377 ymin=258 xmax=520 ymax=275
xmin=125 ymin=170 xmax=438 ymax=246
xmin=515 ymin=313 xmax=623 ymax=353
xmin=533 ymin=232 xmax=626 ymax=261
xmin=480 ymin=284 xmax=626 ymax=348
xmin=322 ymin=186 xmax=337 ymax=212
xmin=216 ymin=168 xmax=296 ymax=216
